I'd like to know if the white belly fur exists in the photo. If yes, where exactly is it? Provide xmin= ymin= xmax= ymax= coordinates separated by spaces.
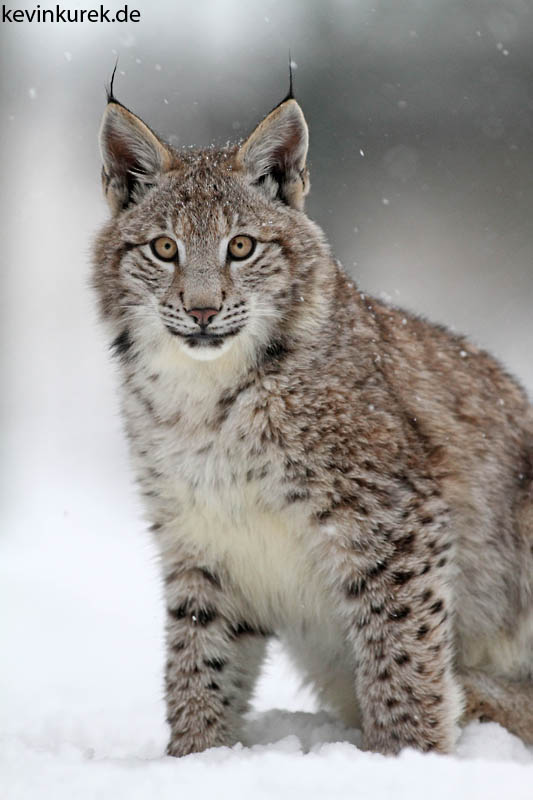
xmin=159 ymin=476 xmax=340 ymax=634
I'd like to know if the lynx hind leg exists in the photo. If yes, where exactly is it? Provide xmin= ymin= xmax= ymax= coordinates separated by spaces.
xmin=461 ymin=669 xmax=533 ymax=745
xmin=282 ymin=628 xmax=363 ymax=728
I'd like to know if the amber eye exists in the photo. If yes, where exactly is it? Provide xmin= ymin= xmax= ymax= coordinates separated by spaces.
xmin=228 ymin=235 xmax=255 ymax=261
xmin=150 ymin=236 xmax=178 ymax=262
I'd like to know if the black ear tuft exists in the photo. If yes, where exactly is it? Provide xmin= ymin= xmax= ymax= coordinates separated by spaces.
xmin=106 ymin=60 xmax=119 ymax=105
xmin=287 ymin=52 xmax=294 ymax=101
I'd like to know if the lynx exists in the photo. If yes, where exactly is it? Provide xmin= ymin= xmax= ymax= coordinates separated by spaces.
xmin=92 ymin=83 xmax=533 ymax=756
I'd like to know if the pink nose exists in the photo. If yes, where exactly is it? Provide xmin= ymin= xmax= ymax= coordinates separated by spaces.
xmin=187 ymin=307 xmax=219 ymax=328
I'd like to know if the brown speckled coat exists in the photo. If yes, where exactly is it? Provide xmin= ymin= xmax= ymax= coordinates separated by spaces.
xmin=92 ymin=94 xmax=533 ymax=756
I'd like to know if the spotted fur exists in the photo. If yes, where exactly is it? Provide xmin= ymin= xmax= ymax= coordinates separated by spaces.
xmin=92 ymin=94 xmax=533 ymax=756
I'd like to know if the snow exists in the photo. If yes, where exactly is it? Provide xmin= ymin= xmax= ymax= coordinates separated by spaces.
xmin=3 ymin=731 xmax=531 ymax=800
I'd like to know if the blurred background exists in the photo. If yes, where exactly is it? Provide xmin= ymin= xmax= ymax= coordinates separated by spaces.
xmin=1 ymin=0 xmax=532 ymax=755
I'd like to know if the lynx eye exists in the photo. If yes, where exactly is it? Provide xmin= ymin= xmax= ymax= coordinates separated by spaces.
xmin=150 ymin=236 xmax=178 ymax=262
xmin=228 ymin=235 xmax=255 ymax=261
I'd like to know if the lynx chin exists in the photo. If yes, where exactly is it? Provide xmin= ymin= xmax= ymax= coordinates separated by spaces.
xmin=92 ymin=86 xmax=533 ymax=757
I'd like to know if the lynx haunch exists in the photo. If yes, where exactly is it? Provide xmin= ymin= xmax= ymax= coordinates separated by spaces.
xmin=92 ymin=87 xmax=533 ymax=756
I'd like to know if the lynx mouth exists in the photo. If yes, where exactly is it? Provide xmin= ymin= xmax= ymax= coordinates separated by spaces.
xmin=166 ymin=327 xmax=244 ymax=348
xmin=178 ymin=330 xmax=239 ymax=362
xmin=184 ymin=333 xmax=227 ymax=349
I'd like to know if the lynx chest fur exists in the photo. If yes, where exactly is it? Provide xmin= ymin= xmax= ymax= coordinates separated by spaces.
xmin=93 ymin=85 xmax=533 ymax=757
xmin=125 ymin=350 xmax=336 ymax=632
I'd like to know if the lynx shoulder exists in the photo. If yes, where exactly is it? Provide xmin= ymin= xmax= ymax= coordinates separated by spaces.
xmin=92 ymin=89 xmax=533 ymax=756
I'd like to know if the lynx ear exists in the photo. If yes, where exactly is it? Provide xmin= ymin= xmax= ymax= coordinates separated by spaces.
xmin=236 ymin=99 xmax=310 ymax=211
xmin=99 ymin=101 xmax=173 ymax=215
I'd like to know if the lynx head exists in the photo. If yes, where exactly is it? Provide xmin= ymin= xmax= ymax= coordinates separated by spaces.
xmin=93 ymin=91 xmax=332 ymax=367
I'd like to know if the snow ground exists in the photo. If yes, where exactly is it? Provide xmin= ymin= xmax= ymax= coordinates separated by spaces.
xmin=2 ymin=461 xmax=533 ymax=799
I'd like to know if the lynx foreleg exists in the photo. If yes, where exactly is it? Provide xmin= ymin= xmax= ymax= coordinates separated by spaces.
xmin=162 ymin=559 xmax=268 ymax=757
xmin=326 ymin=512 xmax=463 ymax=754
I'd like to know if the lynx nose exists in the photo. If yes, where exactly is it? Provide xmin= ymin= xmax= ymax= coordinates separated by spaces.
xmin=186 ymin=307 xmax=220 ymax=328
